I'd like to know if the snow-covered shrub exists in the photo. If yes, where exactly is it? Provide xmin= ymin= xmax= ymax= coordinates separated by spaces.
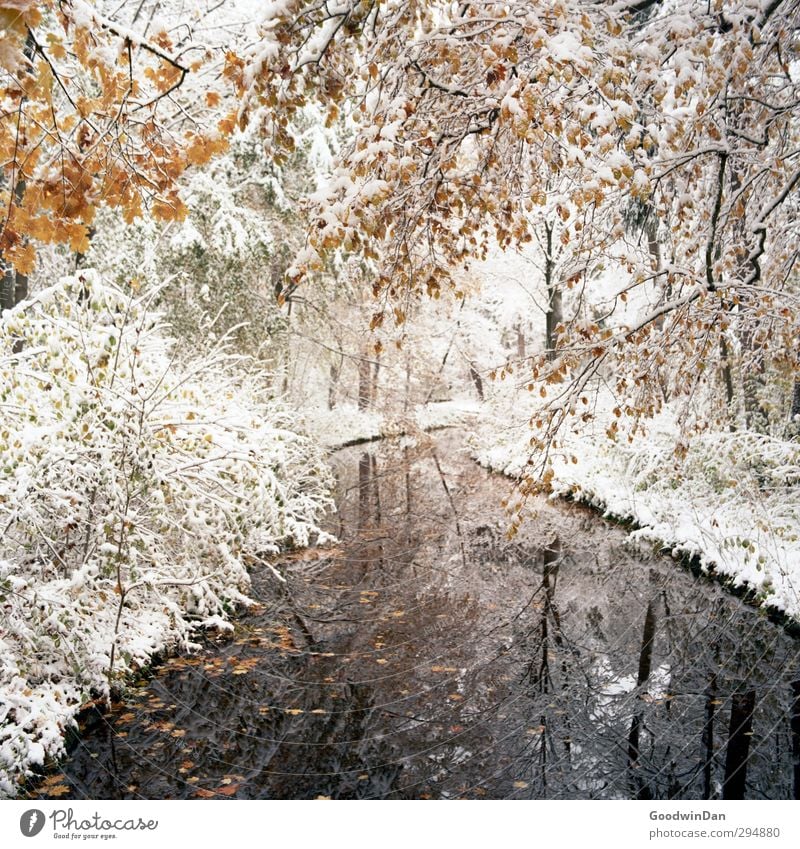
xmin=0 ymin=271 xmax=334 ymax=796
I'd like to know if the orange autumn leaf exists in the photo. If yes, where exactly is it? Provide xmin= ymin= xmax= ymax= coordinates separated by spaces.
xmin=65 ymin=222 xmax=91 ymax=254
xmin=215 ymin=784 xmax=239 ymax=796
xmin=6 ymin=241 xmax=35 ymax=275
xmin=218 ymin=113 xmax=237 ymax=135
xmin=45 ymin=784 xmax=71 ymax=797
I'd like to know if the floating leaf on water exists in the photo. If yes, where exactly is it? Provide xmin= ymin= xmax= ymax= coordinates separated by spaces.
xmin=46 ymin=784 xmax=71 ymax=797
xmin=215 ymin=784 xmax=239 ymax=796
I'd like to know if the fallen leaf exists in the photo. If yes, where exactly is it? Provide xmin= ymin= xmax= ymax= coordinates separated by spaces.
xmin=46 ymin=785 xmax=71 ymax=797
xmin=215 ymin=784 xmax=239 ymax=796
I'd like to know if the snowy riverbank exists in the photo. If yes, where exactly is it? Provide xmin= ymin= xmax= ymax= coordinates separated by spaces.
xmin=305 ymin=399 xmax=484 ymax=449
xmin=473 ymin=403 xmax=800 ymax=624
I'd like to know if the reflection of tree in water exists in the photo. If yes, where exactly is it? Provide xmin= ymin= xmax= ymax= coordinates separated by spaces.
xmin=515 ymin=537 xmax=576 ymax=797
xmin=510 ymin=544 xmax=800 ymax=800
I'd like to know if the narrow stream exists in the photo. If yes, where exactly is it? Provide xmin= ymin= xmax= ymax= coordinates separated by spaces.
xmin=30 ymin=432 xmax=800 ymax=799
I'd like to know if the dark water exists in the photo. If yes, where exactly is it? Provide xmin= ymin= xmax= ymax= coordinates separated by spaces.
xmin=29 ymin=433 xmax=800 ymax=799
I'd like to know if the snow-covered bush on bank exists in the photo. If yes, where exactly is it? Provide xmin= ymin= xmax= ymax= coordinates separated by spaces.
xmin=474 ymin=400 xmax=800 ymax=623
xmin=0 ymin=272 xmax=333 ymax=797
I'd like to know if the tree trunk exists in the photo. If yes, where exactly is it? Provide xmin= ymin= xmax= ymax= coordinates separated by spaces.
xmin=14 ymin=266 xmax=27 ymax=305
xmin=357 ymin=351 xmax=371 ymax=411
xmin=543 ymin=222 xmax=562 ymax=361
xmin=0 ymin=265 xmax=14 ymax=313
xmin=719 ymin=336 xmax=736 ymax=431
xmin=727 ymin=158 xmax=768 ymax=433
xmin=370 ymin=351 xmax=381 ymax=408
xmin=469 ymin=361 xmax=484 ymax=401
xmin=328 ymin=360 xmax=340 ymax=410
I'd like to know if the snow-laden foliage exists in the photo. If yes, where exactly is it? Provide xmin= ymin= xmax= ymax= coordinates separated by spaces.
xmin=0 ymin=271 xmax=334 ymax=796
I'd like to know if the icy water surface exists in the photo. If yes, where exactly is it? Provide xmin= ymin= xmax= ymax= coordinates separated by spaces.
xmin=29 ymin=433 xmax=800 ymax=799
